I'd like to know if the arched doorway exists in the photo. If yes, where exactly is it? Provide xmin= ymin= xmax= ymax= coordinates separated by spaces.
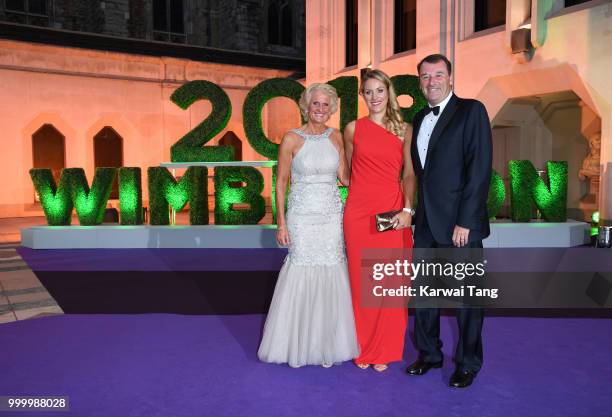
xmin=32 ymin=124 xmax=65 ymax=186
xmin=94 ymin=127 xmax=123 ymax=199
xmin=491 ymin=92 xmax=599 ymax=221
xmin=219 ymin=131 xmax=244 ymax=188
xmin=478 ymin=64 xmax=604 ymax=221
xmin=219 ymin=131 xmax=243 ymax=161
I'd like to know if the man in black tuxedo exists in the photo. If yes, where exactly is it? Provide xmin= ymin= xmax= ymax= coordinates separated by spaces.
xmin=406 ymin=54 xmax=492 ymax=388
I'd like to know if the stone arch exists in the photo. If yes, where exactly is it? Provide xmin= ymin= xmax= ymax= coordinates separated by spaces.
xmin=477 ymin=63 xmax=606 ymax=219
xmin=94 ymin=126 xmax=124 ymax=199
xmin=32 ymin=124 xmax=66 ymax=185
xmin=86 ymin=116 xmax=138 ymax=173
xmin=477 ymin=64 xmax=602 ymax=123
xmin=22 ymin=114 xmax=76 ymax=207
xmin=219 ymin=130 xmax=243 ymax=161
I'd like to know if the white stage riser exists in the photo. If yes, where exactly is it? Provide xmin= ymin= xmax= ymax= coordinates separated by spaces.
xmin=21 ymin=222 xmax=591 ymax=249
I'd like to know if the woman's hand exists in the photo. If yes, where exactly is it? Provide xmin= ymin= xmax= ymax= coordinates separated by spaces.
xmin=391 ymin=211 xmax=412 ymax=230
xmin=276 ymin=225 xmax=290 ymax=246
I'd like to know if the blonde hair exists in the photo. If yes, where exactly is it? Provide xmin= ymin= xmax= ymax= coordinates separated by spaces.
xmin=360 ymin=69 xmax=406 ymax=137
xmin=298 ymin=83 xmax=338 ymax=119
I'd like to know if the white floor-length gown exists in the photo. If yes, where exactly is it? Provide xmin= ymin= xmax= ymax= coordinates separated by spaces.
xmin=257 ymin=127 xmax=359 ymax=367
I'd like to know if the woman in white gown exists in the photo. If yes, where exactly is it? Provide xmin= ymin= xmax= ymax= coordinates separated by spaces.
xmin=258 ymin=83 xmax=359 ymax=368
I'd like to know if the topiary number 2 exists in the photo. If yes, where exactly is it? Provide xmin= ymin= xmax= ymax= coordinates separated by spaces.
xmin=170 ymin=80 xmax=235 ymax=162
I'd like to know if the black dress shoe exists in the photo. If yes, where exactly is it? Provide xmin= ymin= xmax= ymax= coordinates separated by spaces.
xmin=405 ymin=358 xmax=443 ymax=376
xmin=449 ymin=369 xmax=476 ymax=388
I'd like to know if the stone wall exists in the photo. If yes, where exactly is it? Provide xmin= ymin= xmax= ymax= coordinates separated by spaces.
xmin=0 ymin=0 xmax=304 ymax=57
xmin=128 ymin=0 xmax=149 ymax=39
xmin=54 ymin=0 xmax=105 ymax=32
xmin=0 ymin=37 xmax=300 ymax=217
xmin=101 ymin=0 xmax=130 ymax=37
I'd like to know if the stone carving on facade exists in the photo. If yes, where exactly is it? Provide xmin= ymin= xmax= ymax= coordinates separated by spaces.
xmin=578 ymin=131 xmax=601 ymax=208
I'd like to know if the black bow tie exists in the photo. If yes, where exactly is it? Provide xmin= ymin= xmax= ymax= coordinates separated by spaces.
xmin=425 ymin=106 xmax=440 ymax=116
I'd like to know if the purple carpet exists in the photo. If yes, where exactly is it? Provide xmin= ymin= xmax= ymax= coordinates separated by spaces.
xmin=1 ymin=314 xmax=611 ymax=417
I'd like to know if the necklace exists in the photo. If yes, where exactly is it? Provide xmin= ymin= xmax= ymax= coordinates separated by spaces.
xmin=303 ymin=124 xmax=327 ymax=135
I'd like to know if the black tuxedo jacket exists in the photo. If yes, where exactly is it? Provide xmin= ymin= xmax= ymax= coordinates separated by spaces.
xmin=410 ymin=94 xmax=493 ymax=245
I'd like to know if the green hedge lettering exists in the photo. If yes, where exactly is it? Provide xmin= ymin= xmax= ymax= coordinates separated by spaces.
xmin=214 ymin=166 xmax=265 ymax=224
xmin=148 ymin=166 xmax=209 ymax=225
xmin=171 ymin=80 xmax=234 ymax=162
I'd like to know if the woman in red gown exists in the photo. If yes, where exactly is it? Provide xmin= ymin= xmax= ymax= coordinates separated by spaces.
xmin=343 ymin=69 xmax=416 ymax=372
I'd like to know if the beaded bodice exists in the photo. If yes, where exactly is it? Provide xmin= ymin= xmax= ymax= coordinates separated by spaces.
xmin=285 ymin=127 xmax=345 ymax=265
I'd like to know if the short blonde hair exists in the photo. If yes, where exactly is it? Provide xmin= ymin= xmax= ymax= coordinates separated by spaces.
xmin=298 ymin=83 xmax=338 ymax=119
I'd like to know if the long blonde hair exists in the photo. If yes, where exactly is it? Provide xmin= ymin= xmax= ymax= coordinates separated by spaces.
xmin=360 ymin=69 xmax=406 ymax=137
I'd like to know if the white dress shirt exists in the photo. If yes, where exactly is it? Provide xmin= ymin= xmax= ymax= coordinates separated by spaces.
xmin=416 ymin=92 xmax=454 ymax=168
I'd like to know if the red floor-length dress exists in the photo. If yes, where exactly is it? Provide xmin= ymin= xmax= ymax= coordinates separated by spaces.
xmin=343 ymin=117 xmax=412 ymax=365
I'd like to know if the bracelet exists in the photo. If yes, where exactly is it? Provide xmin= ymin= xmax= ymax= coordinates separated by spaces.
xmin=402 ymin=207 xmax=416 ymax=216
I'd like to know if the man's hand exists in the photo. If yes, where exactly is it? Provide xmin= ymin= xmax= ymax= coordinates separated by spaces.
xmin=452 ymin=225 xmax=470 ymax=247
xmin=392 ymin=211 xmax=413 ymax=230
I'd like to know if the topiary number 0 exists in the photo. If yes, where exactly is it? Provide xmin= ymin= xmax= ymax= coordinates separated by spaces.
xmin=242 ymin=78 xmax=305 ymax=160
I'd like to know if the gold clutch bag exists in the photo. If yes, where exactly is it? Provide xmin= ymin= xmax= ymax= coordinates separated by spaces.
xmin=375 ymin=209 xmax=402 ymax=232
